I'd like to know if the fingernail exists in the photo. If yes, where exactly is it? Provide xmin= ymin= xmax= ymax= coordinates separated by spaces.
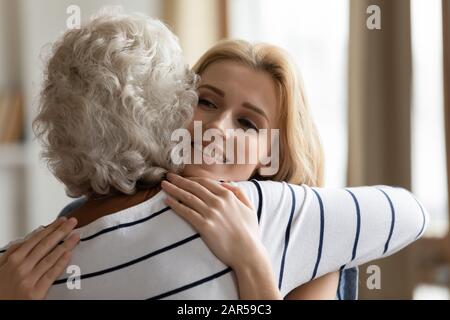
xmin=68 ymin=217 xmax=78 ymax=225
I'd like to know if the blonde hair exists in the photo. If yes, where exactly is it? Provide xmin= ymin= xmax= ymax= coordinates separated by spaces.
xmin=33 ymin=9 xmax=198 ymax=197
xmin=193 ymin=39 xmax=324 ymax=186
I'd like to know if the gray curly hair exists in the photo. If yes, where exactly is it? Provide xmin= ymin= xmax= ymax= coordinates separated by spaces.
xmin=33 ymin=8 xmax=198 ymax=197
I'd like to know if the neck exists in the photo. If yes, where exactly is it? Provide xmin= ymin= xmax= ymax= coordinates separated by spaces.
xmin=68 ymin=184 xmax=162 ymax=228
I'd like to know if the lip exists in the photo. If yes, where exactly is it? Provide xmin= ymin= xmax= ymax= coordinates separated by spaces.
xmin=191 ymin=142 xmax=229 ymax=164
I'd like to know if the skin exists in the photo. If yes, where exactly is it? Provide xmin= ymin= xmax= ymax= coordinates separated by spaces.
xmin=182 ymin=61 xmax=278 ymax=180
xmin=0 ymin=60 xmax=338 ymax=300
xmin=0 ymin=217 xmax=80 ymax=299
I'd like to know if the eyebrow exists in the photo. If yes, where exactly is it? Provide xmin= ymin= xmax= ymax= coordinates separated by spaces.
xmin=198 ymin=84 xmax=224 ymax=97
xmin=198 ymin=84 xmax=269 ymax=121
xmin=242 ymin=102 xmax=269 ymax=121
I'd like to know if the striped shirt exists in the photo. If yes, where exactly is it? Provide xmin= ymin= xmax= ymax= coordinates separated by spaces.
xmin=0 ymin=181 xmax=428 ymax=299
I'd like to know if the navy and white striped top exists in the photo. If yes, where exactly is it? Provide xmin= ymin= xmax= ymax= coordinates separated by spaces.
xmin=0 ymin=181 xmax=428 ymax=299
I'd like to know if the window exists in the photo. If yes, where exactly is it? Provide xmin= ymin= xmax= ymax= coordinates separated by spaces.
xmin=411 ymin=0 xmax=448 ymax=237
xmin=228 ymin=0 xmax=349 ymax=187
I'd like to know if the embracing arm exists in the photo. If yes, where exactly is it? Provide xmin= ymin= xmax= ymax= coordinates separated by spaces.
xmin=161 ymin=174 xmax=339 ymax=299
xmin=162 ymin=174 xmax=283 ymax=299
xmin=308 ymin=185 xmax=428 ymax=271
xmin=231 ymin=182 xmax=427 ymax=299
xmin=232 ymin=245 xmax=283 ymax=299
xmin=233 ymin=256 xmax=339 ymax=300
xmin=285 ymin=272 xmax=339 ymax=300
xmin=220 ymin=183 xmax=339 ymax=300
xmin=162 ymin=175 xmax=429 ymax=299
xmin=237 ymin=180 xmax=429 ymax=291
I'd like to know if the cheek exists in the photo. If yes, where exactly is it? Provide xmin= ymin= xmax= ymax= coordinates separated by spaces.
xmin=230 ymin=135 xmax=264 ymax=166
xmin=247 ymin=136 xmax=260 ymax=158
xmin=189 ymin=109 xmax=199 ymax=122
xmin=187 ymin=108 xmax=204 ymax=133
xmin=250 ymin=135 xmax=271 ymax=165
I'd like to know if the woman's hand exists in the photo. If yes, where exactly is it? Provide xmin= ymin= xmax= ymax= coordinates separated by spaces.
xmin=162 ymin=173 xmax=264 ymax=270
xmin=161 ymin=173 xmax=282 ymax=299
xmin=0 ymin=217 xmax=80 ymax=300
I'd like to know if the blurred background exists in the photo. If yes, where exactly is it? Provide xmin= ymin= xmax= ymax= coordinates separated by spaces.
xmin=0 ymin=0 xmax=448 ymax=299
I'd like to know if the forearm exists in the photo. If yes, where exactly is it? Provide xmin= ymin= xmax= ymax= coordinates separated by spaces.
xmin=233 ymin=248 xmax=283 ymax=300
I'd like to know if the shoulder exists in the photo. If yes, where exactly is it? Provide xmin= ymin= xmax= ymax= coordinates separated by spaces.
xmin=232 ymin=179 xmax=293 ymax=191
xmin=231 ymin=180 xmax=310 ymax=211
xmin=58 ymin=196 xmax=87 ymax=218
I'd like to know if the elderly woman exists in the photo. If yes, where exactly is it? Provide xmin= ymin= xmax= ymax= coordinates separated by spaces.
xmin=0 ymin=9 xmax=427 ymax=300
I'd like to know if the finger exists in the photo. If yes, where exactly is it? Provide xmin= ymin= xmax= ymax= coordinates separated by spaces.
xmin=31 ymin=233 xmax=80 ymax=284
xmin=0 ymin=224 xmax=49 ymax=265
xmin=35 ymin=251 xmax=73 ymax=297
xmin=0 ymin=242 xmax=22 ymax=267
xmin=8 ymin=217 xmax=68 ymax=265
xmin=221 ymin=183 xmax=254 ymax=209
xmin=161 ymin=180 xmax=211 ymax=216
xmin=25 ymin=217 xmax=78 ymax=271
xmin=164 ymin=196 xmax=206 ymax=232
xmin=184 ymin=177 xmax=230 ymax=197
xmin=166 ymin=173 xmax=217 ymax=204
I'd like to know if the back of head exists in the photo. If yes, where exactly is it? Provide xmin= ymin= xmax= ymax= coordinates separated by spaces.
xmin=33 ymin=8 xmax=198 ymax=197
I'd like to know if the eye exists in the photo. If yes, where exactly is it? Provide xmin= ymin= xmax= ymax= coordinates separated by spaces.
xmin=238 ymin=118 xmax=258 ymax=131
xmin=198 ymin=98 xmax=217 ymax=109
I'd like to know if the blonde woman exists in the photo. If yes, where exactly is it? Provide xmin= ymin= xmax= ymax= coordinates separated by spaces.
xmin=0 ymin=12 xmax=427 ymax=300
xmin=157 ymin=39 xmax=427 ymax=299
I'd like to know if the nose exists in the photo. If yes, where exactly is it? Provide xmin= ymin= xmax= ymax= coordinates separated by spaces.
xmin=203 ymin=112 xmax=234 ymax=140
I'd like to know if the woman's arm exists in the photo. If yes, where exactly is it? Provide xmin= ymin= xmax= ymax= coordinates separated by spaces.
xmin=284 ymin=272 xmax=339 ymax=300
xmin=161 ymin=173 xmax=339 ymax=299
xmin=162 ymin=174 xmax=428 ymax=299
xmin=221 ymin=182 xmax=339 ymax=299
xmin=232 ymin=180 xmax=428 ymax=293
xmin=232 ymin=244 xmax=283 ymax=299
xmin=231 ymin=249 xmax=339 ymax=300
xmin=162 ymin=173 xmax=279 ymax=299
